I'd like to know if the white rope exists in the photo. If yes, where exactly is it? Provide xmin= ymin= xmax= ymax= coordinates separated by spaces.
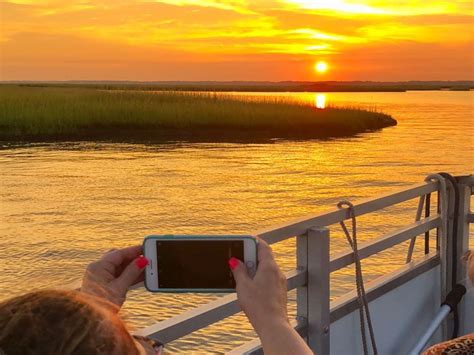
xmin=406 ymin=194 xmax=426 ymax=263
xmin=337 ymin=200 xmax=378 ymax=355
xmin=406 ymin=174 xmax=447 ymax=264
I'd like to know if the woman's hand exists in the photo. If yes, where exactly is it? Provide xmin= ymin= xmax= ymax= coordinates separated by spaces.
xmin=230 ymin=238 xmax=313 ymax=355
xmin=229 ymin=238 xmax=288 ymax=334
xmin=81 ymin=246 xmax=148 ymax=309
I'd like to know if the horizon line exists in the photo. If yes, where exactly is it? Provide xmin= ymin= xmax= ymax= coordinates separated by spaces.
xmin=2 ymin=80 xmax=474 ymax=84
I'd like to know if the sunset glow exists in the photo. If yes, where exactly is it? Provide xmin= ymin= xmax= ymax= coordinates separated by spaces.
xmin=0 ymin=0 xmax=472 ymax=81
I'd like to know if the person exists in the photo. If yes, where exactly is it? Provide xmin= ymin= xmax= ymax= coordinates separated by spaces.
xmin=422 ymin=250 xmax=474 ymax=354
xmin=0 ymin=238 xmax=313 ymax=355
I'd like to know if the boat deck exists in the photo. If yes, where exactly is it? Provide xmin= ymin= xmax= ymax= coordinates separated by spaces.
xmin=133 ymin=174 xmax=473 ymax=354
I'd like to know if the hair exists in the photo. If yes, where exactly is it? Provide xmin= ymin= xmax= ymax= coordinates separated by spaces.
xmin=0 ymin=289 xmax=140 ymax=355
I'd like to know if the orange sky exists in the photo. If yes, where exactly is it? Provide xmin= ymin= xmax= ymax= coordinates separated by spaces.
xmin=1 ymin=0 xmax=473 ymax=81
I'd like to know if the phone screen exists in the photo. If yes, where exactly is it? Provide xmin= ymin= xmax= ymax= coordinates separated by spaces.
xmin=155 ymin=240 xmax=244 ymax=289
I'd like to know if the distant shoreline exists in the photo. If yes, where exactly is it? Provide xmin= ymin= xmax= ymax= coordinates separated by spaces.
xmin=1 ymin=80 xmax=473 ymax=93
xmin=0 ymin=86 xmax=397 ymax=143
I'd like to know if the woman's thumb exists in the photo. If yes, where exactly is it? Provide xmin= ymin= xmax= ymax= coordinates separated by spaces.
xmin=229 ymin=257 xmax=250 ymax=285
xmin=116 ymin=256 xmax=148 ymax=291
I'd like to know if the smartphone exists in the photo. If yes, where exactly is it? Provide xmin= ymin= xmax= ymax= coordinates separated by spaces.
xmin=143 ymin=235 xmax=258 ymax=292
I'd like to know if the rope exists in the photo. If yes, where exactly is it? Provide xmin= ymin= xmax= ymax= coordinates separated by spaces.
xmin=337 ymin=200 xmax=378 ymax=355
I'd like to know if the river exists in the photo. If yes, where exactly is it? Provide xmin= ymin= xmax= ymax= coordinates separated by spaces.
xmin=0 ymin=91 xmax=473 ymax=353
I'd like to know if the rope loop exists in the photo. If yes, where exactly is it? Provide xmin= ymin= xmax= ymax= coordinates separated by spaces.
xmin=337 ymin=200 xmax=378 ymax=355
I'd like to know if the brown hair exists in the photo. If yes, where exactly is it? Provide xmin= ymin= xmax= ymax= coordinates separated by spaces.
xmin=0 ymin=289 xmax=139 ymax=355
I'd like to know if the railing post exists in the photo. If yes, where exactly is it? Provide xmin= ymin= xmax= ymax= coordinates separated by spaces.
xmin=297 ymin=227 xmax=330 ymax=354
xmin=456 ymin=177 xmax=472 ymax=335
xmin=445 ymin=183 xmax=456 ymax=296
xmin=455 ymin=178 xmax=472 ymax=283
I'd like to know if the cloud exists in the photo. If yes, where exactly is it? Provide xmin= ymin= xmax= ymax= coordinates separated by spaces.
xmin=1 ymin=0 xmax=473 ymax=80
xmin=280 ymin=0 xmax=465 ymax=16
xmin=151 ymin=0 xmax=254 ymax=14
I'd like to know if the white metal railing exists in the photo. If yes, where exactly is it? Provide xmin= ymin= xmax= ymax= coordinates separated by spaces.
xmin=134 ymin=174 xmax=473 ymax=354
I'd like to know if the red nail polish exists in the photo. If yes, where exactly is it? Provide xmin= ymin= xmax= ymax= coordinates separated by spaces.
xmin=228 ymin=257 xmax=239 ymax=270
xmin=136 ymin=256 xmax=149 ymax=269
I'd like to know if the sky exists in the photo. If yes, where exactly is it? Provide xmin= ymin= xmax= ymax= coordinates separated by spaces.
xmin=1 ymin=0 xmax=473 ymax=81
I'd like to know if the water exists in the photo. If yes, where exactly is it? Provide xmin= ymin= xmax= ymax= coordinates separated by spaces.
xmin=0 ymin=91 xmax=473 ymax=353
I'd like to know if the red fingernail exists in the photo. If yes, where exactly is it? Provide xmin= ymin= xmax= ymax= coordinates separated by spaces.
xmin=136 ymin=256 xmax=149 ymax=269
xmin=228 ymin=257 xmax=239 ymax=270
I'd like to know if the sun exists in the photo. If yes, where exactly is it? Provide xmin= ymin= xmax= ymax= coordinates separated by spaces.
xmin=315 ymin=61 xmax=328 ymax=74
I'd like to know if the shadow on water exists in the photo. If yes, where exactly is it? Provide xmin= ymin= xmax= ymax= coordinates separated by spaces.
xmin=0 ymin=123 xmax=397 ymax=150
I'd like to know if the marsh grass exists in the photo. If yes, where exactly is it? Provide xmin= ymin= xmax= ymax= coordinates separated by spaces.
xmin=0 ymin=86 xmax=396 ymax=142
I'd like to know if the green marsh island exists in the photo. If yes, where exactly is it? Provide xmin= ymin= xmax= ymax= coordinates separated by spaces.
xmin=0 ymin=85 xmax=397 ymax=142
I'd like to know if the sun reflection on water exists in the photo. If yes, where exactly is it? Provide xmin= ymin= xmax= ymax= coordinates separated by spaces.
xmin=315 ymin=93 xmax=326 ymax=109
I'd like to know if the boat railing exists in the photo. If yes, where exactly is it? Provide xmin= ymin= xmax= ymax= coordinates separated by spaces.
xmin=134 ymin=174 xmax=473 ymax=354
